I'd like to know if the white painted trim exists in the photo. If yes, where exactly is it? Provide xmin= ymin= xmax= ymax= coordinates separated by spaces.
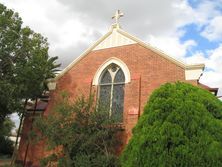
xmin=117 ymin=29 xmax=205 ymax=70
xmin=55 ymin=30 xmax=113 ymax=80
xmin=93 ymin=29 xmax=136 ymax=50
xmin=185 ymin=69 xmax=203 ymax=80
xmin=53 ymin=25 xmax=205 ymax=81
xmin=93 ymin=57 xmax=131 ymax=85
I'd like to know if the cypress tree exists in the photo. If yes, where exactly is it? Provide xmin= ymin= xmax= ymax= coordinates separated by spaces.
xmin=121 ymin=82 xmax=222 ymax=167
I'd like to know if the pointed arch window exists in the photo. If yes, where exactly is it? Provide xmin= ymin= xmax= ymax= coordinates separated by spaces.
xmin=98 ymin=63 xmax=125 ymax=122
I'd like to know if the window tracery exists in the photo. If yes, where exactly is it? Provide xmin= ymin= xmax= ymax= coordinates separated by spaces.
xmin=98 ymin=63 xmax=125 ymax=122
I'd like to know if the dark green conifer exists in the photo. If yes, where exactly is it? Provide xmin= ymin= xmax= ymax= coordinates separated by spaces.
xmin=121 ymin=82 xmax=222 ymax=167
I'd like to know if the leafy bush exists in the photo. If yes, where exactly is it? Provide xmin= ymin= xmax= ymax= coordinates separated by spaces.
xmin=121 ymin=82 xmax=222 ymax=167
xmin=0 ymin=136 xmax=14 ymax=156
xmin=34 ymin=93 xmax=121 ymax=167
xmin=0 ymin=117 xmax=15 ymax=156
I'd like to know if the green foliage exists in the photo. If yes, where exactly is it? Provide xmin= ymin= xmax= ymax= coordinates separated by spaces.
xmin=39 ymin=154 xmax=57 ymax=167
xmin=0 ymin=3 xmax=60 ymax=125
xmin=34 ymin=93 xmax=121 ymax=167
xmin=0 ymin=136 xmax=14 ymax=156
xmin=121 ymin=82 xmax=222 ymax=167
xmin=0 ymin=117 xmax=15 ymax=156
xmin=0 ymin=117 xmax=15 ymax=137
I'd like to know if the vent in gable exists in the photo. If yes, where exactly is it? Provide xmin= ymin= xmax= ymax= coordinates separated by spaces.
xmin=93 ymin=30 xmax=136 ymax=50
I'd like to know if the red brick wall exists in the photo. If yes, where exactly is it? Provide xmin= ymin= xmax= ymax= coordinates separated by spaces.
xmin=17 ymin=115 xmax=45 ymax=167
xmin=18 ymin=43 xmax=187 ymax=166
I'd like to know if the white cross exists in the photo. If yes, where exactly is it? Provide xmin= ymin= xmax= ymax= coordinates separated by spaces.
xmin=112 ymin=10 xmax=124 ymax=24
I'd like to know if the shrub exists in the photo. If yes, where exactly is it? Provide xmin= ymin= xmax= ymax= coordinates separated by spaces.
xmin=0 ymin=117 xmax=15 ymax=156
xmin=121 ymin=82 xmax=222 ymax=167
xmin=34 ymin=93 xmax=121 ymax=167
xmin=0 ymin=136 xmax=14 ymax=156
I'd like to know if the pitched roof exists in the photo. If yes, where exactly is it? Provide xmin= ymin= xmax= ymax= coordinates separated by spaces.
xmin=54 ymin=24 xmax=205 ymax=81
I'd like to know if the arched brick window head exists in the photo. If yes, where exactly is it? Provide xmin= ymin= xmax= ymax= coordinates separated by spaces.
xmin=98 ymin=63 xmax=125 ymax=122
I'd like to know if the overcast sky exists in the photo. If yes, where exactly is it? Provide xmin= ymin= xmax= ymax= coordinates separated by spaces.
xmin=1 ymin=0 xmax=222 ymax=126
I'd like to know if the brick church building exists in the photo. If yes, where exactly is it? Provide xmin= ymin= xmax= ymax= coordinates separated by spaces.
xmin=17 ymin=11 xmax=218 ymax=166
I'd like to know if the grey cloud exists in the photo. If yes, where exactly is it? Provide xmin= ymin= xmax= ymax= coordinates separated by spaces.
xmin=56 ymin=0 xmax=193 ymax=38
xmin=49 ymin=29 xmax=102 ymax=68
xmin=50 ymin=42 xmax=90 ymax=69
xmin=45 ymin=0 xmax=196 ymax=69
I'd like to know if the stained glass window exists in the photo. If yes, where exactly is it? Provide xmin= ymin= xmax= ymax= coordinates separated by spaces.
xmin=114 ymin=69 xmax=125 ymax=83
xmin=100 ymin=70 xmax=112 ymax=84
xmin=112 ymin=84 xmax=124 ymax=121
xmin=98 ymin=64 xmax=125 ymax=122
xmin=98 ymin=85 xmax=111 ymax=109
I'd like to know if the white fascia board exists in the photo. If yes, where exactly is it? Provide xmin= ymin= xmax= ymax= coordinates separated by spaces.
xmin=185 ymin=68 xmax=204 ymax=80
xmin=93 ymin=29 xmax=137 ymax=50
